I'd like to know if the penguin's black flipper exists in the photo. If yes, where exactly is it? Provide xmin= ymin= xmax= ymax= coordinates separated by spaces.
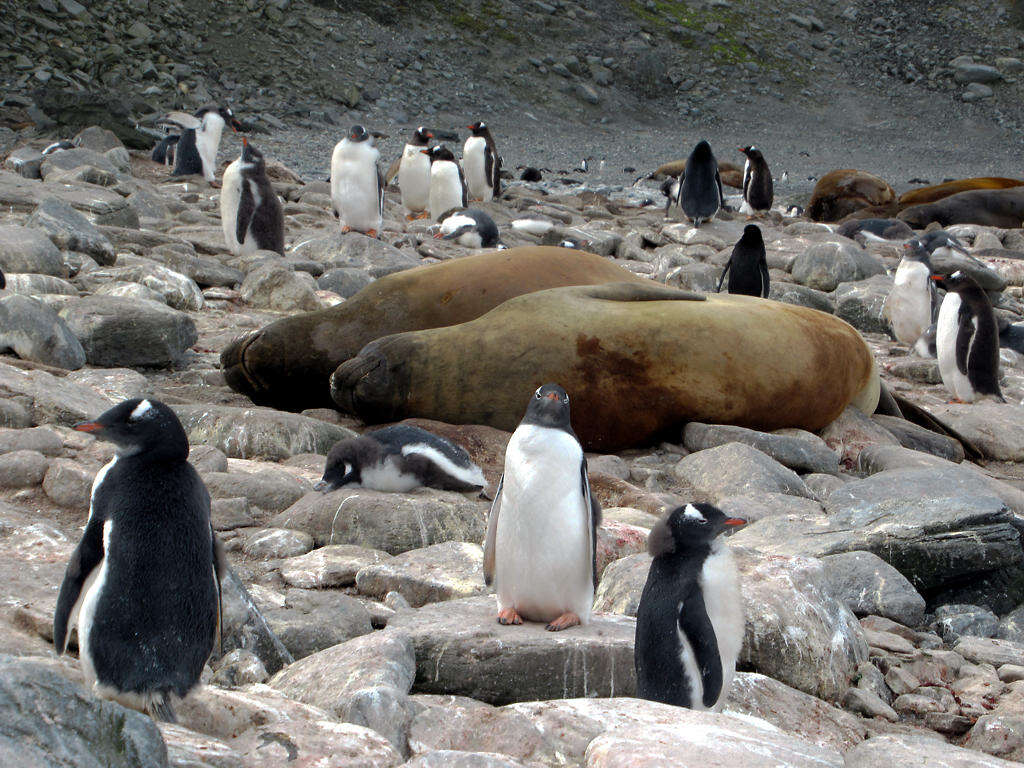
xmin=677 ymin=587 xmax=724 ymax=708
xmin=53 ymin=514 xmax=106 ymax=654
xmin=716 ymin=260 xmax=731 ymax=293
xmin=458 ymin=164 xmax=469 ymax=209
xmin=759 ymin=257 xmax=771 ymax=298
xmin=580 ymin=456 xmax=601 ymax=590
xmin=483 ymin=474 xmax=503 ymax=586
xmin=715 ymin=169 xmax=725 ymax=208
xmin=376 ymin=163 xmax=385 ymax=219
xmin=484 ymin=144 xmax=494 ymax=195
xmin=236 ymin=178 xmax=256 ymax=247
xmin=443 ymin=224 xmax=476 ymax=242
xmin=955 ymin=303 xmax=974 ymax=377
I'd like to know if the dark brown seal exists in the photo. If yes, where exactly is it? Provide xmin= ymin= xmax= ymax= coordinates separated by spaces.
xmin=898 ymin=187 xmax=1024 ymax=229
xmin=898 ymin=177 xmax=1024 ymax=209
xmin=807 ymin=170 xmax=896 ymax=222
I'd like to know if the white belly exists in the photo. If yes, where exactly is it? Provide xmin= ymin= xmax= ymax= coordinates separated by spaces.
xmin=886 ymin=261 xmax=932 ymax=345
xmin=494 ymin=425 xmax=593 ymax=623
xmin=936 ymin=292 xmax=975 ymax=401
xmin=220 ymin=159 xmax=243 ymax=254
xmin=462 ymin=137 xmax=492 ymax=202
xmin=332 ymin=141 xmax=382 ymax=232
xmin=77 ymin=518 xmax=113 ymax=686
xmin=699 ymin=540 xmax=743 ymax=710
xmin=196 ymin=114 xmax=224 ymax=182
xmin=398 ymin=146 xmax=431 ymax=212
xmin=429 ymin=162 xmax=464 ymax=220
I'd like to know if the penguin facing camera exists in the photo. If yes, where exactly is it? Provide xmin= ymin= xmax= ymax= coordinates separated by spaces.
xmin=463 ymin=121 xmax=501 ymax=202
xmin=883 ymin=239 xmax=937 ymax=348
xmin=423 ymin=144 xmax=468 ymax=221
xmin=634 ymin=503 xmax=745 ymax=711
xmin=677 ymin=140 xmax=725 ymax=227
xmin=53 ymin=398 xmax=222 ymax=722
xmin=331 ymin=124 xmax=384 ymax=238
xmin=315 ymin=424 xmax=486 ymax=493
xmin=717 ymin=224 xmax=769 ymax=298
xmin=737 ymin=145 xmax=773 ymax=215
xmin=221 ymin=138 xmax=285 ymax=257
xmin=437 ymin=209 xmax=502 ymax=249
xmin=483 ymin=383 xmax=600 ymax=632
xmin=398 ymin=126 xmax=434 ymax=220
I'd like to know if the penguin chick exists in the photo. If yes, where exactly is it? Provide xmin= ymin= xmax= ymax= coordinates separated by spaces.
xmin=53 ymin=398 xmax=222 ymax=723
xmin=151 ymin=134 xmax=180 ymax=167
xmin=678 ymin=140 xmax=725 ymax=227
xmin=884 ymin=239 xmax=937 ymax=347
xmin=220 ymin=138 xmax=285 ymax=256
xmin=738 ymin=145 xmax=773 ymax=214
xmin=635 ymin=503 xmax=745 ymax=711
xmin=398 ymin=126 xmax=433 ymax=219
xmin=331 ymin=125 xmax=384 ymax=238
xmin=437 ymin=209 xmax=501 ymax=249
xmin=483 ymin=383 xmax=600 ymax=632
xmin=717 ymin=224 xmax=769 ymax=297
xmin=660 ymin=176 xmax=681 ymax=217
xmin=315 ymin=424 xmax=486 ymax=493
xmin=932 ymin=270 xmax=1005 ymax=403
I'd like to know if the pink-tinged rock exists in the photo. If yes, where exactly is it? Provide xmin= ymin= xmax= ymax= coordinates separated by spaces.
xmin=230 ymin=719 xmax=401 ymax=767
xmin=595 ymin=522 xmax=649 ymax=578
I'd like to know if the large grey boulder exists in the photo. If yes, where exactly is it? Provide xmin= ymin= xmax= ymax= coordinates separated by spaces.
xmin=261 ymin=588 xmax=373 ymax=660
xmin=202 ymin=471 xmax=309 ymax=515
xmin=790 ymin=241 xmax=885 ymax=292
xmin=240 ymin=263 xmax=321 ymax=312
xmin=27 ymin=197 xmax=115 ymax=265
xmin=821 ymin=550 xmax=926 ymax=626
xmin=280 ymin=544 xmax=393 ymax=589
xmin=835 ymin=275 xmax=894 ymax=335
xmin=0 ymin=294 xmax=86 ymax=369
xmin=291 ymin=231 xmax=419 ymax=277
xmin=0 ymin=225 xmax=65 ymax=276
xmin=355 ymin=541 xmax=488 ymax=607
xmin=675 ymin=441 xmax=814 ymax=502
xmin=1 ymin=273 xmax=79 ymax=296
xmin=683 ymin=422 xmax=838 ymax=474
xmin=57 ymin=296 xmax=197 ymax=367
xmin=845 ymin=733 xmax=1019 ymax=767
xmin=924 ymin=401 xmax=1024 ymax=462
xmin=39 ymin=147 xmax=119 ymax=179
xmin=0 ymin=360 xmax=111 ymax=426
xmin=79 ymin=260 xmax=204 ymax=310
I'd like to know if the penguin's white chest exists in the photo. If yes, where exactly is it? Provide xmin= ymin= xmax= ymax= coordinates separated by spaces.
xmin=886 ymin=260 xmax=932 ymax=346
xmin=462 ymin=137 xmax=492 ymax=202
xmin=936 ymin=292 xmax=977 ymax=401
xmin=494 ymin=425 xmax=593 ymax=623
xmin=332 ymin=141 xmax=381 ymax=232
xmin=429 ymin=161 xmax=464 ymax=220
xmin=220 ymin=159 xmax=244 ymax=254
xmin=398 ymin=145 xmax=431 ymax=212
xmin=196 ymin=113 xmax=225 ymax=181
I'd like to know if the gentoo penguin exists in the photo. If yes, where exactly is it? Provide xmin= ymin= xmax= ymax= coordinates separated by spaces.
xmin=717 ymin=224 xmax=769 ymax=297
xmin=315 ymin=424 xmax=486 ymax=493
xmin=0 ymin=267 xmax=5 ymax=290
xmin=520 ymin=167 xmax=543 ymax=182
xmin=424 ymin=144 xmax=467 ymax=221
xmin=660 ymin=176 xmax=681 ymax=216
xmin=438 ymin=209 xmax=501 ymax=249
xmin=677 ymin=140 xmax=725 ymax=227
xmin=398 ymin=126 xmax=433 ymax=219
xmin=331 ymin=125 xmax=384 ymax=237
xmin=483 ymin=383 xmax=601 ymax=631
xmin=836 ymin=217 xmax=915 ymax=243
xmin=933 ymin=270 xmax=1005 ymax=403
xmin=151 ymin=134 xmax=180 ymax=167
xmin=634 ymin=503 xmax=746 ymax=711
xmin=883 ymin=239 xmax=937 ymax=347
xmin=220 ymin=138 xmax=285 ymax=257
xmin=162 ymin=105 xmax=241 ymax=183
xmin=462 ymin=121 xmax=501 ymax=202
xmin=53 ymin=398 xmax=222 ymax=722
xmin=738 ymin=146 xmax=773 ymax=214
xmin=919 ymin=229 xmax=971 ymax=259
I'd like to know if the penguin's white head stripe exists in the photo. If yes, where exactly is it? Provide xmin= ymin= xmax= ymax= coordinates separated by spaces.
xmin=343 ymin=462 xmax=352 ymax=476
xmin=683 ymin=504 xmax=707 ymax=523
xmin=130 ymin=400 xmax=154 ymax=421
xmin=951 ymin=270 xmax=964 ymax=279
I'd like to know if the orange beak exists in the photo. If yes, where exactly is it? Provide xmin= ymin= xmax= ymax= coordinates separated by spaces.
xmin=426 ymin=132 xmax=434 ymax=139
xmin=545 ymin=392 xmax=560 ymax=401
xmin=73 ymin=421 xmax=104 ymax=433
xmin=723 ymin=517 xmax=746 ymax=527
xmin=930 ymin=275 xmax=944 ymax=282
xmin=421 ymin=149 xmax=431 ymax=155
xmin=242 ymin=137 xmax=248 ymax=147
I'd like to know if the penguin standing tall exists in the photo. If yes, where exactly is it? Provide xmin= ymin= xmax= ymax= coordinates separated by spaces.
xmin=424 ymin=144 xmax=468 ymax=221
xmin=933 ymin=270 xmax=1005 ymax=403
xmin=160 ymin=105 xmax=241 ymax=183
xmin=331 ymin=125 xmax=384 ymax=238
xmin=53 ymin=398 xmax=222 ymax=722
xmin=398 ymin=126 xmax=434 ymax=219
xmin=483 ymin=383 xmax=600 ymax=631
xmin=462 ymin=121 xmax=501 ymax=202
xmin=220 ymin=138 xmax=285 ymax=256
xmin=677 ymin=140 xmax=725 ymax=227
xmin=738 ymin=146 xmax=773 ymax=215
xmin=717 ymin=224 xmax=769 ymax=297
xmin=635 ymin=503 xmax=746 ymax=711
xmin=884 ymin=239 xmax=937 ymax=347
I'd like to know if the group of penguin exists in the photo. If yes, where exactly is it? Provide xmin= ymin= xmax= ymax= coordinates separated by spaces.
xmin=55 ymin=386 xmax=739 ymax=724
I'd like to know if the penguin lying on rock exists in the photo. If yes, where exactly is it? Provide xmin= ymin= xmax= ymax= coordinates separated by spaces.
xmin=437 ymin=209 xmax=502 ymax=249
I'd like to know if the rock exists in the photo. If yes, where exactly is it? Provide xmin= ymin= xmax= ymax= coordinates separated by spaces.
xmin=683 ymin=422 xmax=838 ymax=474
xmin=243 ymin=528 xmax=314 ymax=559
xmin=355 ymin=541 xmax=487 ymax=607
xmin=0 ymin=225 xmax=65 ymax=276
xmin=0 ymin=294 xmax=86 ymax=369
xmin=317 ymin=267 xmax=374 ymax=298
xmin=0 ymin=361 xmax=110 ymax=425
xmin=842 ymin=687 xmax=899 ymax=721
xmin=290 ymin=232 xmax=418 ymax=278
xmin=870 ymin=415 xmax=965 ymax=462
xmin=228 ymin=719 xmax=401 ymax=768
xmin=67 ymin=367 xmax=151 ymax=403
xmin=835 ymin=275 xmax=894 ymax=335
xmin=0 ymin=450 xmax=49 ymax=488
xmin=158 ymin=723 xmax=242 ymax=768
xmin=845 ymin=733 xmax=1019 ymax=767
xmin=0 ymin=655 xmax=169 ymax=767
xmin=80 ymin=261 xmax=204 ymax=310
xmin=39 ymin=147 xmax=118 ymax=179
xmin=821 ymin=551 xmax=926 ymax=626
xmin=955 ymin=62 xmax=1003 ymax=83
xmin=593 ymin=552 xmax=650 ymax=616
xmin=386 ymin=596 xmax=636 ymax=704
xmin=790 ymin=241 xmax=885 ymax=292
xmin=202 ymin=472 xmax=308 ymax=516
xmin=923 ymin=401 xmax=1024 ymax=462
xmin=280 ymin=544 xmax=393 ymax=588
xmin=595 ymin=521 xmax=648 ymax=576
xmin=674 ymin=442 xmax=814 ymax=502
xmin=269 ymin=488 xmax=487 ymax=554
xmin=262 ymin=588 xmax=373 ymax=660
xmin=209 ymin=648 xmax=268 ymax=688
xmin=0 ymin=427 xmax=64 ymax=456
xmin=401 ymin=751 xmax=528 ymax=767
xmin=998 ymin=664 xmax=1024 ymax=683
xmin=820 ymin=405 xmax=901 ymax=468
xmin=953 ymin=636 xmax=1024 ymax=668
xmin=239 ymin=263 xmax=321 ymax=312
xmin=997 ymin=605 xmax=1024 ymax=643
xmin=211 ymin=497 xmax=255 ymax=530
xmin=769 ymin=282 xmax=836 ymax=313
xmin=964 ymin=715 xmax=1024 ymax=762
xmin=933 ymin=604 xmax=999 ymax=643
xmin=74 ymin=125 xmax=124 ymax=153
xmin=26 ymin=197 xmax=115 ymax=265
xmin=42 ymin=458 xmax=94 ymax=509
xmin=172 ymin=405 xmax=355 ymax=460
xmin=57 ymin=297 xmax=197 ymax=367
xmin=2 ymin=273 xmax=78 ymax=296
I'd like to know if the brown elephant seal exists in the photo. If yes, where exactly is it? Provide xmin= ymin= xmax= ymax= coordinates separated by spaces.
xmin=647 ymin=159 xmax=744 ymax=188
xmin=898 ymin=177 xmax=1024 ymax=209
xmin=221 ymin=247 xmax=644 ymax=410
xmin=330 ymin=282 xmax=878 ymax=451
xmin=808 ymin=170 xmax=896 ymax=222
xmin=898 ymin=187 xmax=1024 ymax=229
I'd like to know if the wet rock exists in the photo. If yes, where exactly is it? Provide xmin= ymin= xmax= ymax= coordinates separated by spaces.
xmin=0 ymin=225 xmax=65 ymax=276
xmin=280 ymin=544 xmax=393 ymax=588
xmin=243 ymin=528 xmax=315 ymax=559
xmin=675 ymin=441 xmax=814 ymax=502
xmin=27 ymin=197 xmax=115 ymax=265
xmin=683 ymin=422 xmax=838 ymax=474
xmin=0 ymin=294 xmax=86 ymax=369
xmin=821 ymin=550 xmax=926 ymax=626
xmin=790 ymin=241 xmax=885 ymax=292
xmin=355 ymin=542 xmax=487 ymax=607
xmin=239 ymin=263 xmax=321 ymax=312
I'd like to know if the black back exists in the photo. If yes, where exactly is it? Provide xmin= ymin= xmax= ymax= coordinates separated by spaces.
xmin=679 ymin=140 xmax=723 ymax=223
xmin=940 ymin=272 xmax=1004 ymax=400
xmin=151 ymin=134 xmax=180 ymax=165
xmin=920 ymin=230 xmax=969 ymax=256
xmin=443 ymin=209 xmax=500 ymax=248
xmin=837 ymin=217 xmax=914 ymax=241
xmin=171 ymin=128 xmax=202 ymax=176
xmin=739 ymin=146 xmax=773 ymax=211
xmin=237 ymin=140 xmax=285 ymax=256
xmin=0 ymin=267 xmax=5 ymax=290
xmin=718 ymin=224 xmax=769 ymax=297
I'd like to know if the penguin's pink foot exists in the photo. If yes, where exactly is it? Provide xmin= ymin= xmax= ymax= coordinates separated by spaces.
xmin=209 ymin=180 xmax=222 ymax=189
xmin=497 ymin=607 xmax=523 ymax=625
xmin=341 ymin=225 xmax=352 ymax=233
xmin=433 ymin=232 xmax=444 ymax=239
xmin=545 ymin=612 xmax=581 ymax=632
xmin=366 ymin=229 xmax=378 ymax=239
xmin=414 ymin=211 xmax=431 ymax=220
xmin=947 ymin=398 xmax=965 ymax=404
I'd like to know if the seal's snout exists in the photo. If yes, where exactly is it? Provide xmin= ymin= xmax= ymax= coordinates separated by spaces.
xmin=330 ymin=343 xmax=402 ymax=421
xmin=220 ymin=330 xmax=265 ymax=398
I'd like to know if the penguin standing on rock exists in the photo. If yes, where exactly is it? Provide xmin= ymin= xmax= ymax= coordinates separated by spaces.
xmin=462 ymin=121 xmax=501 ymax=202
xmin=220 ymin=138 xmax=285 ymax=256
xmin=738 ymin=146 xmax=773 ymax=215
xmin=483 ymin=383 xmax=601 ymax=631
xmin=331 ymin=125 xmax=384 ymax=238
xmin=315 ymin=424 xmax=486 ymax=493
xmin=635 ymin=503 xmax=746 ymax=711
xmin=677 ymin=140 xmax=725 ymax=227
xmin=437 ymin=209 xmax=502 ymax=249
xmin=160 ymin=105 xmax=241 ymax=183
xmin=424 ymin=144 xmax=468 ymax=221
xmin=932 ymin=270 xmax=1005 ymax=403
xmin=884 ymin=239 xmax=937 ymax=347
xmin=398 ymin=126 xmax=434 ymax=219
xmin=717 ymin=224 xmax=769 ymax=297
xmin=53 ymin=398 xmax=222 ymax=722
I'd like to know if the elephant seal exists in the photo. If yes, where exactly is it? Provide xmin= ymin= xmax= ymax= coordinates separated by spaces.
xmin=221 ymin=247 xmax=644 ymax=410
xmin=330 ymin=282 xmax=878 ymax=451
xmin=647 ymin=159 xmax=744 ymax=188
xmin=898 ymin=177 xmax=1024 ymax=209
xmin=898 ymin=187 xmax=1024 ymax=229
xmin=808 ymin=170 xmax=896 ymax=222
